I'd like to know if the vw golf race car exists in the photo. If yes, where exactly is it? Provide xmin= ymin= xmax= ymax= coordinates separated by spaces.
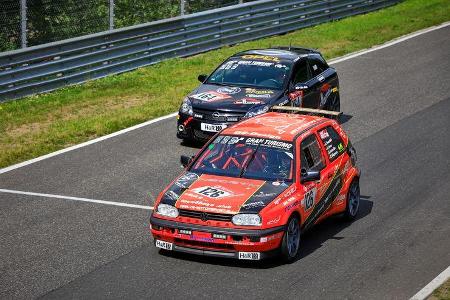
xmin=151 ymin=107 xmax=360 ymax=262
xmin=177 ymin=47 xmax=340 ymax=142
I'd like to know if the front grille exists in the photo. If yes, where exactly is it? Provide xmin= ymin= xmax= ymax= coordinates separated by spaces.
xmin=179 ymin=209 xmax=233 ymax=222
xmin=174 ymin=238 xmax=235 ymax=251
xmin=193 ymin=108 xmax=245 ymax=122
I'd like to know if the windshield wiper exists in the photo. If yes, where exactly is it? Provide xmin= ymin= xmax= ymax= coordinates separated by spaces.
xmin=239 ymin=143 xmax=261 ymax=178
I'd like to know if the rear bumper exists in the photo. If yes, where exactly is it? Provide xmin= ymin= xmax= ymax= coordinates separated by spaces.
xmin=150 ymin=216 xmax=285 ymax=260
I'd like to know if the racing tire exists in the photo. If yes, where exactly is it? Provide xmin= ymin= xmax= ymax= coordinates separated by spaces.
xmin=280 ymin=216 xmax=301 ymax=263
xmin=343 ymin=179 xmax=360 ymax=221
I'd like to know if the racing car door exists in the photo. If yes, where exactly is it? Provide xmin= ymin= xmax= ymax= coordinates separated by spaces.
xmin=306 ymin=55 xmax=337 ymax=109
xmin=289 ymin=59 xmax=315 ymax=107
xmin=315 ymin=125 xmax=348 ymax=220
xmin=297 ymin=134 xmax=326 ymax=230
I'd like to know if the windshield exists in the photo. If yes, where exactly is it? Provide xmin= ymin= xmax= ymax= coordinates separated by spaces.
xmin=207 ymin=55 xmax=291 ymax=89
xmin=191 ymin=135 xmax=294 ymax=182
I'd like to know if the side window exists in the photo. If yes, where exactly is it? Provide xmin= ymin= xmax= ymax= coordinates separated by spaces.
xmin=291 ymin=59 xmax=310 ymax=85
xmin=318 ymin=126 xmax=346 ymax=162
xmin=309 ymin=56 xmax=328 ymax=77
xmin=300 ymin=135 xmax=326 ymax=171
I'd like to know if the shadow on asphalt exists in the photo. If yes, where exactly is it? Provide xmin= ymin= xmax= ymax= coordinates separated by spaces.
xmin=180 ymin=139 xmax=204 ymax=149
xmin=339 ymin=113 xmax=353 ymax=124
xmin=158 ymin=196 xmax=373 ymax=269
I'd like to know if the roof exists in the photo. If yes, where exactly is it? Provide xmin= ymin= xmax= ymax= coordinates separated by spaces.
xmin=222 ymin=112 xmax=328 ymax=141
xmin=235 ymin=47 xmax=320 ymax=61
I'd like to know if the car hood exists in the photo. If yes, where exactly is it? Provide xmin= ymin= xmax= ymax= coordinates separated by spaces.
xmin=188 ymin=84 xmax=284 ymax=111
xmin=159 ymin=172 xmax=290 ymax=214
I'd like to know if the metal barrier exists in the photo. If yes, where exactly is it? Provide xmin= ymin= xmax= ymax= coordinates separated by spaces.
xmin=0 ymin=0 xmax=400 ymax=102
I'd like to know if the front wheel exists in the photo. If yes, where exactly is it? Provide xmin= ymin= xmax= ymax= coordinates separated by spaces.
xmin=280 ymin=216 xmax=301 ymax=263
xmin=343 ymin=179 xmax=360 ymax=221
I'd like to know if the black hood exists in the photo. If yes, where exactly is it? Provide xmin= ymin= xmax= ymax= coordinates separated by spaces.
xmin=187 ymin=84 xmax=284 ymax=111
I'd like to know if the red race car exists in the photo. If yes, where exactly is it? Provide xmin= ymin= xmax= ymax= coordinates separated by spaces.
xmin=150 ymin=107 xmax=360 ymax=262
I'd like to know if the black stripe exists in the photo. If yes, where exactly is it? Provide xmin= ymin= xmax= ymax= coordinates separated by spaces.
xmin=302 ymin=173 xmax=342 ymax=231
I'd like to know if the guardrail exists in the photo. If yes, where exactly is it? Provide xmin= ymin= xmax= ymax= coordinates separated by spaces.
xmin=0 ymin=0 xmax=400 ymax=102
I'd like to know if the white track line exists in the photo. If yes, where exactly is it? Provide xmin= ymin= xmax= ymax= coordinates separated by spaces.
xmin=1 ymin=21 xmax=449 ymax=175
xmin=329 ymin=21 xmax=450 ymax=65
xmin=0 ymin=112 xmax=177 ymax=174
xmin=0 ymin=188 xmax=154 ymax=210
xmin=410 ymin=265 xmax=450 ymax=300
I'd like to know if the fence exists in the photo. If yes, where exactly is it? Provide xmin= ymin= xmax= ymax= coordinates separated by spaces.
xmin=0 ymin=0 xmax=251 ymax=51
xmin=0 ymin=0 xmax=400 ymax=102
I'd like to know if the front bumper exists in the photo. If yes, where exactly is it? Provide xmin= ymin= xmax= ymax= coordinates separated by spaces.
xmin=150 ymin=216 xmax=285 ymax=260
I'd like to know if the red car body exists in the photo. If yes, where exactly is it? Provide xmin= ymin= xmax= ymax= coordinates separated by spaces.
xmin=150 ymin=111 xmax=360 ymax=261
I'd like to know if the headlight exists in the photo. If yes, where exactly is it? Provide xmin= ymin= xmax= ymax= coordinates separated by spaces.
xmin=155 ymin=204 xmax=179 ymax=218
xmin=232 ymin=214 xmax=261 ymax=226
xmin=244 ymin=105 xmax=269 ymax=118
xmin=180 ymin=97 xmax=193 ymax=116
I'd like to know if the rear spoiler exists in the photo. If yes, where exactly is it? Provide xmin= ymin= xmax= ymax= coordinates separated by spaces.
xmin=270 ymin=106 xmax=342 ymax=119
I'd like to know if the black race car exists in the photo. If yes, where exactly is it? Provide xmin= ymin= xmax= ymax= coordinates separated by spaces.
xmin=177 ymin=47 xmax=340 ymax=142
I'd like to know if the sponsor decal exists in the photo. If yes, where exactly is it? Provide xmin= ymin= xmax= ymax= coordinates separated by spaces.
xmin=335 ymin=193 xmax=346 ymax=204
xmin=233 ymin=98 xmax=263 ymax=105
xmin=284 ymin=200 xmax=301 ymax=212
xmin=190 ymin=236 xmax=214 ymax=243
xmin=191 ymin=186 xmax=232 ymax=198
xmin=283 ymin=186 xmax=297 ymax=198
xmin=241 ymin=54 xmax=280 ymax=62
xmin=190 ymin=91 xmax=231 ymax=102
xmin=319 ymin=129 xmax=329 ymax=139
xmin=245 ymin=88 xmax=274 ymax=95
xmin=241 ymin=201 xmax=265 ymax=209
xmin=246 ymin=93 xmax=272 ymax=99
xmin=175 ymin=172 xmax=199 ymax=188
xmin=320 ymin=83 xmax=332 ymax=107
xmin=217 ymin=87 xmax=241 ymax=94
xmin=164 ymin=190 xmax=179 ymax=201
xmin=282 ymin=196 xmax=296 ymax=206
xmin=266 ymin=216 xmax=281 ymax=225
xmin=231 ymin=130 xmax=281 ymax=140
xmin=244 ymin=137 xmax=293 ymax=151
xmin=253 ymin=191 xmax=277 ymax=198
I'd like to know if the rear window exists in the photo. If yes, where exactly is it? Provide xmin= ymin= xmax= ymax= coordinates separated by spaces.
xmin=318 ymin=126 xmax=346 ymax=162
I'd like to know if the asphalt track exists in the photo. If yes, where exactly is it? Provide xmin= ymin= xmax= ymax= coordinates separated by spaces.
xmin=1 ymin=25 xmax=449 ymax=299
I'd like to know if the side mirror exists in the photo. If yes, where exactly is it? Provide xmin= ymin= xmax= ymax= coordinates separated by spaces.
xmin=180 ymin=155 xmax=194 ymax=168
xmin=198 ymin=74 xmax=208 ymax=83
xmin=300 ymin=168 xmax=320 ymax=183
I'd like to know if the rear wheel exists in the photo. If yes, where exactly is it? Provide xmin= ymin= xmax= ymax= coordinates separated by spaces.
xmin=280 ymin=216 xmax=301 ymax=263
xmin=330 ymin=93 xmax=340 ymax=112
xmin=343 ymin=179 xmax=360 ymax=221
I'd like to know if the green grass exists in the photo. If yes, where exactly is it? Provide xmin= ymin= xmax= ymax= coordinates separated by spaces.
xmin=1 ymin=0 xmax=449 ymax=168
xmin=429 ymin=279 xmax=450 ymax=300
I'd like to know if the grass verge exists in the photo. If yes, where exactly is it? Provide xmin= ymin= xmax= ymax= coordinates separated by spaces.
xmin=1 ymin=0 xmax=450 ymax=168
xmin=428 ymin=278 xmax=450 ymax=300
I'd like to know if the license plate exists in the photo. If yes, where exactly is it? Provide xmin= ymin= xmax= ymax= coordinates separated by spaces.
xmin=238 ymin=252 xmax=261 ymax=260
xmin=201 ymin=123 xmax=227 ymax=132
xmin=155 ymin=240 xmax=173 ymax=250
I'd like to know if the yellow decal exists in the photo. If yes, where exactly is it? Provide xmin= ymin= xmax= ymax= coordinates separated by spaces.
xmin=241 ymin=54 xmax=280 ymax=62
